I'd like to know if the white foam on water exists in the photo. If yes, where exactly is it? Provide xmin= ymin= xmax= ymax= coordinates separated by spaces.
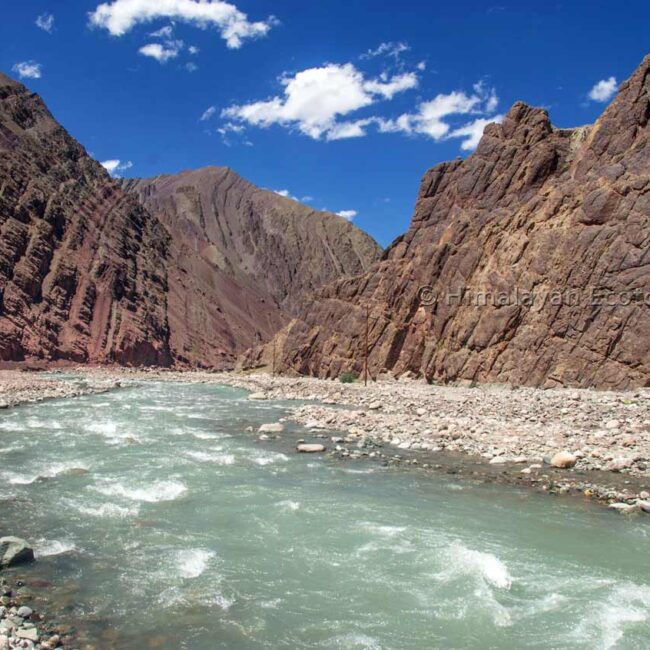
xmin=440 ymin=541 xmax=513 ymax=590
xmin=276 ymin=500 xmax=301 ymax=512
xmin=176 ymin=548 xmax=216 ymax=579
xmin=35 ymin=539 xmax=77 ymax=557
xmin=572 ymin=582 xmax=650 ymax=649
xmin=93 ymin=479 xmax=187 ymax=503
xmin=71 ymin=500 xmax=140 ymax=518
xmin=206 ymin=591 xmax=235 ymax=611
xmin=358 ymin=522 xmax=407 ymax=538
xmin=251 ymin=451 xmax=289 ymax=466
xmin=1 ymin=461 xmax=89 ymax=485
xmin=184 ymin=450 xmax=234 ymax=465
xmin=322 ymin=633 xmax=382 ymax=649
xmin=341 ymin=467 xmax=377 ymax=475
xmin=191 ymin=431 xmax=224 ymax=440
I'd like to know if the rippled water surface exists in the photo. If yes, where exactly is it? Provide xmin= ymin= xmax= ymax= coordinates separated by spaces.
xmin=1 ymin=381 xmax=650 ymax=649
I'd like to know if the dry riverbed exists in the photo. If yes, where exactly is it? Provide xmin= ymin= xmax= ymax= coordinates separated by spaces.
xmin=0 ymin=371 xmax=118 ymax=409
xmin=71 ymin=367 xmax=650 ymax=511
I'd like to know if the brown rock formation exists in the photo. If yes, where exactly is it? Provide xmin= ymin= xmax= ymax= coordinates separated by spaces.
xmin=122 ymin=169 xmax=381 ymax=366
xmin=243 ymin=55 xmax=650 ymax=389
xmin=0 ymin=73 xmax=172 ymax=365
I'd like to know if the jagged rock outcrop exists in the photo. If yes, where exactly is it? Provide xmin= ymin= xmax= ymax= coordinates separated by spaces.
xmin=243 ymin=55 xmax=650 ymax=389
xmin=0 ymin=73 xmax=172 ymax=365
xmin=122 ymin=169 xmax=381 ymax=367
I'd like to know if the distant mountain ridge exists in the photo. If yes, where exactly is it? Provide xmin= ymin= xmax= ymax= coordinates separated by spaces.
xmin=242 ymin=54 xmax=650 ymax=390
xmin=0 ymin=73 xmax=381 ymax=367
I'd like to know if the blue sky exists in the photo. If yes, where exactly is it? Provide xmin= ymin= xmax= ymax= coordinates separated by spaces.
xmin=2 ymin=1 xmax=649 ymax=247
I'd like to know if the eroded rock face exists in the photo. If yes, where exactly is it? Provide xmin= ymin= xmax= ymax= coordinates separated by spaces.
xmin=243 ymin=55 xmax=650 ymax=389
xmin=0 ymin=73 xmax=172 ymax=365
xmin=123 ymin=168 xmax=381 ymax=313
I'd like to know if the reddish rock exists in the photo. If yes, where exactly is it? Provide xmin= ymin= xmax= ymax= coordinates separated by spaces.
xmin=122 ymin=168 xmax=380 ymax=367
xmin=242 ymin=55 xmax=650 ymax=389
xmin=0 ymin=73 xmax=172 ymax=365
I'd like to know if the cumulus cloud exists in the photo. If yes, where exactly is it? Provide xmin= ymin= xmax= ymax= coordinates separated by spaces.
xmin=336 ymin=210 xmax=358 ymax=220
xmin=36 ymin=13 xmax=55 ymax=33
xmin=588 ymin=76 xmax=617 ymax=103
xmin=12 ymin=61 xmax=42 ymax=79
xmin=89 ymin=0 xmax=277 ymax=49
xmin=101 ymin=159 xmax=133 ymax=177
xmin=377 ymin=82 xmax=501 ymax=149
xmin=139 ymin=40 xmax=183 ymax=62
xmin=222 ymin=63 xmax=419 ymax=140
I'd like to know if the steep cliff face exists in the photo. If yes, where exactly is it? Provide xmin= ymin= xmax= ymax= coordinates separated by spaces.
xmin=0 ymin=73 xmax=172 ymax=365
xmin=122 ymin=168 xmax=381 ymax=367
xmin=244 ymin=55 xmax=650 ymax=389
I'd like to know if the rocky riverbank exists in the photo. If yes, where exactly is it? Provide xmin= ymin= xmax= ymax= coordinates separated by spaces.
xmin=74 ymin=368 xmax=650 ymax=510
xmin=0 ymin=371 xmax=120 ymax=410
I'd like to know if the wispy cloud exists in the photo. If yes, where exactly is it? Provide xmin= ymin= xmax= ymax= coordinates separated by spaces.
xmin=588 ymin=76 xmax=617 ymax=102
xmin=35 ymin=13 xmax=55 ymax=33
xmin=89 ymin=0 xmax=277 ymax=49
xmin=200 ymin=106 xmax=217 ymax=121
xmin=139 ymin=39 xmax=184 ymax=62
xmin=361 ymin=41 xmax=410 ymax=61
xmin=336 ymin=210 xmax=358 ymax=220
xmin=12 ymin=61 xmax=42 ymax=79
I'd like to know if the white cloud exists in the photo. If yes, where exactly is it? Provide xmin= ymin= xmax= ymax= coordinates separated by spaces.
xmin=89 ymin=0 xmax=277 ymax=49
xmin=101 ymin=159 xmax=133 ymax=177
xmin=449 ymin=115 xmax=504 ymax=150
xmin=336 ymin=210 xmax=357 ymax=220
xmin=12 ymin=61 xmax=42 ymax=80
xmin=186 ymin=62 xmax=198 ymax=72
xmin=376 ymin=82 xmax=500 ymax=149
xmin=222 ymin=63 xmax=418 ymax=140
xmin=188 ymin=45 xmax=199 ymax=54
xmin=149 ymin=24 xmax=173 ymax=38
xmin=139 ymin=40 xmax=183 ymax=62
xmin=274 ymin=189 xmax=298 ymax=200
xmin=36 ymin=13 xmax=55 ymax=33
xmin=200 ymin=105 xmax=217 ymax=121
xmin=362 ymin=41 xmax=410 ymax=61
xmin=588 ymin=76 xmax=617 ymax=103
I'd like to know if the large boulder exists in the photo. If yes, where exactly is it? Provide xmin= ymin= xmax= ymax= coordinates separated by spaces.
xmin=296 ymin=443 xmax=326 ymax=453
xmin=0 ymin=537 xmax=35 ymax=568
xmin=549 ymin=451 xmax=577 ymax=469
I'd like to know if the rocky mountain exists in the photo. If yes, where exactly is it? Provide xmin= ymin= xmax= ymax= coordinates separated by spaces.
xmin=0 ymin=72 xmax=172 ymax=365
xmin=121 ymin=169 xmax=380 ymax=365
xmin=0 ymin=72 xmax=381 ymax=367
xmin=123 ymin=169 xmax=381 ymax=315
xmin=243 ymin=55 xmax=650 ymax=390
